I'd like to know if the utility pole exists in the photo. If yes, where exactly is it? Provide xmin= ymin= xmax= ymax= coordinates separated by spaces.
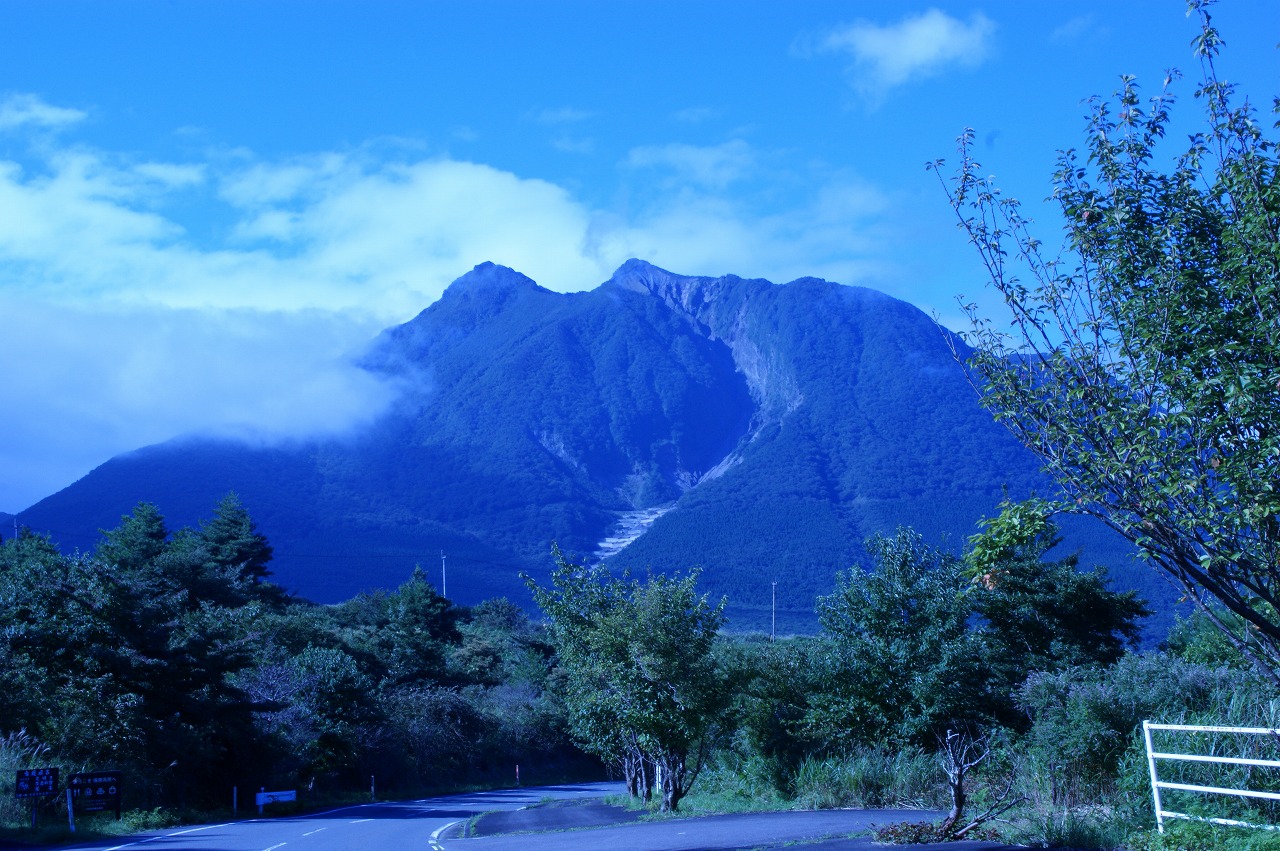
xmin=440 ymin=550 xmax=447 ymax=598
xmin=771 ymin=581 xmax=777 ymax=641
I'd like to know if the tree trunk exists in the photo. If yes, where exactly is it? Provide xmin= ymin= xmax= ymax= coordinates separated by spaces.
xmin=939 ymin=774 xmax=965 ymax=835
xmin=623 ymin=753 xmax=640 ymax=798
xmin=639 ymin=754 xmax=652 ymax=803
xmin=937 ymin=728 xmax=979 ymax=837
xmin=657 ymin=751 xmax=688 ymax=812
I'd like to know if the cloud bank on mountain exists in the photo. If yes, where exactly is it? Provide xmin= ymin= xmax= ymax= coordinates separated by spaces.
xmin=0 ymin=93 xmax=900 ymax=509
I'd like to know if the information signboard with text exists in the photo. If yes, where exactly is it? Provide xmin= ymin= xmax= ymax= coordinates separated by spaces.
xmin=14 ymin=768 xmax=57 ymax=799
xmin=69 ymin=772 xmax=122 ymax=815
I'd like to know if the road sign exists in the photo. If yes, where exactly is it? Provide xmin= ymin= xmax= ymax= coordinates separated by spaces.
xmin=255 ymin=789 xmax=296 ymax=805
xmin=255 ymin=788 xmax=296 ymax=814
xmin=14 ymin=768 xmax=58 ymax=799
xmin=69 ymin=772 xmax=121 ymax=814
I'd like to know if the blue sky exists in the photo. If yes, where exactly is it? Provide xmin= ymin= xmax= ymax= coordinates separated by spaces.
xmin=1 ymin=1 xmax=1276 ymax=512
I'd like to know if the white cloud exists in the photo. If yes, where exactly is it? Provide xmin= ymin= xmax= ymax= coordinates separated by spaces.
xmin=1050 ymin=15 xmax=1100 ymax=44
xmin=222 ymin=156 xmax=609 ymax=312
xmin=815 ymin=9 xmax=995 ymax=99
xmin=533 ymin=106 xmax=596 ymax=124
xmin=0 ymin=297 xmax=395 ymax=511
xmin=132 ymin=162 xmax=206 ymax=189
xmin=624 ymin=140 xmax=756 ymax=190
xmin=670 ymin=107 xmax=720 ymax=125
xmin=0 ymin=94 xmax=910 ymax=511
xmin=551 ymin=136 xmax=595 ymax=155
xmin=0 ymin=93 xmax=87 ymax=131
xmin=587 ymin=176 xmax=894 ymax=288
xmin=0 ymin=144 xmax=612 ymax=318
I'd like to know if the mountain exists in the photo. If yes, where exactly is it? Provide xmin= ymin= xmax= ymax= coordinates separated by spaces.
xmin=14 ymin=260 xmax=1169 ymax=633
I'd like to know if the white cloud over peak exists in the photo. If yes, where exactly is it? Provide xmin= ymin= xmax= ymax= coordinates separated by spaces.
xmin=815 ymin=9 xmax=995 ymax=99
xmin=0 ymin=298 xmax=396 ymax=511
xmin=0 ymin=94 xmax=905 ymax=510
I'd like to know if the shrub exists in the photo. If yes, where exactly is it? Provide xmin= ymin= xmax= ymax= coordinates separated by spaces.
xmin=1018 ymin=653 xmax=1276 ymax=808
xmin=791 ymin=750 xmax=945 ymax=811
xmin=1127 ymin=820 xmax=1280 ymax=851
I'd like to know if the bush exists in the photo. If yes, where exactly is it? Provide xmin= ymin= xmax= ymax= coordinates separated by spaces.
xmin=681 ymin=753 xmax=789 ymax=814
xmin=1127 ymin=820 xmax=1280 ymax=851
xmin=1018 ymin=653 xmax=1276 ymax=808
xmin=791 ymin=750 xmax=946 ymax=811
xmin=1017 ymin=806 xmax=1132 ymax=850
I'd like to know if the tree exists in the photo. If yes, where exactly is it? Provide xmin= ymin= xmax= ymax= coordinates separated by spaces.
xmin=279 ymin=645 xmax=378 ymax=783
xmin=0 ymin=504 xmax=293 ymax=807
xmin=526 ymin=548 xmax=726 ymax=811
xmin=333 ymin=568 xmax=459 ymax=687
xmin=809 ymin=528 xmax=989 ymax=749
xmin=966 ymin=504 xmax=1150 ymax=726
xmin=811 ymin=525 xmax=1150 ymax=745
xmin=198 ymin=493 xmax=275 ymax=583
xmin=933 ymin=1 xmax=1280 ymax=681
xmin=96 ymin=501 xmax=169 ymax=572
xmin=716 ymin=635 xmax=823 ymax=794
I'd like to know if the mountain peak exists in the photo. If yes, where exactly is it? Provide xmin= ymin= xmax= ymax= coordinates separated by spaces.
xmin=609 ymin=258 xmax=685 ymax=293
xmin=434 ymin=261 xmax=555 ymax=320
xmin=447 ymin=262 xmax=543 ymax=294
xmin=608 ymin=259 xmax=739 ymax=318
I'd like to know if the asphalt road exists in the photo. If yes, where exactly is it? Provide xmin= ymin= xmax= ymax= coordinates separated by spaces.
xmin=25 ymin=782 xmax=619 ymax=851
xmin=445 ymin=802 xmax=1021 ymax=851
xmin=21 ymin=782 xmax=1025 ymax=851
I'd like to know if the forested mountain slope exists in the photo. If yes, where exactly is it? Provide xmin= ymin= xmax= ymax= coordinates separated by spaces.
xmin=15 ymin=260 xmax=1163 ymax=631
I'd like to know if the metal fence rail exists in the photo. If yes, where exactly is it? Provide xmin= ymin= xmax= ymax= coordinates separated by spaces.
xmin=1144 ymin=721 xmax=1280 ymax=833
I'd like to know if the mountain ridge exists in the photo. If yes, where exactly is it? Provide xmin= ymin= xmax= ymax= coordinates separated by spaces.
xmin=13 ymin=260 xmax=1167 ymax=633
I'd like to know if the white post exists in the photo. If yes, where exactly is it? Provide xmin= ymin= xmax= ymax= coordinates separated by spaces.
xmin=233 ymin=786 xmax=237 ymax=814
xmin=66 ymin=789 xmax=75 ymax=833
xmin=1143 ymin=720 xmax=1166 ymax=834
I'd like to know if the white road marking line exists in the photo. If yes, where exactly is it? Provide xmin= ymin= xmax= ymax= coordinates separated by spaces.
xmin=173 ymin=825 xmax=232 ymax=834
xmin=304 ymin=802 xmax=375 ymax=817
xmin=104 ymin=823 xmax=232 ymax=849
xmin=264 ymin=844 xmax=288 ymax=851
xmin=302 ymin=827 xmax=327 ymax=835
xmin=348 ymin=817 xmax=374 ymax=823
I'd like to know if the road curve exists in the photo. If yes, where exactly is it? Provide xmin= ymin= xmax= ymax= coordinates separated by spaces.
xmin=39 ymin=782 xmax=620 ymax=851
xmin=34 ymin=782 xmax=1022 ymax=851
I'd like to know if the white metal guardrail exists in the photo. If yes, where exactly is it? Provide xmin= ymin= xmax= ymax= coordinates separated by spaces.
xmin=1143 ymin=721 xmax=1280 ymax=833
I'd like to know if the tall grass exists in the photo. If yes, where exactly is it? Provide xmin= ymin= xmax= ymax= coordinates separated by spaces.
xmin=791 ymin=749 xmax=946 ymax=811
xmin=0 ymin=729 xmax=52 ymax=828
